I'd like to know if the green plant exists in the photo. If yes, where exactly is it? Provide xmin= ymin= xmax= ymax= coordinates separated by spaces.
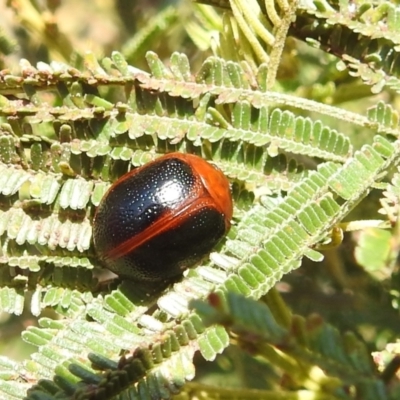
xmin=0 ymin=0 xmax=399 ymax=399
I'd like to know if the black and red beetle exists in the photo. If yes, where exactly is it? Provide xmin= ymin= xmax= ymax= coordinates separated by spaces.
xmin=93 ymin=152 xmax=233 ymax=282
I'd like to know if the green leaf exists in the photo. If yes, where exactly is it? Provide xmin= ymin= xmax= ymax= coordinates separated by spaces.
xmin=355 ymin=228 xmax=393 ymax=272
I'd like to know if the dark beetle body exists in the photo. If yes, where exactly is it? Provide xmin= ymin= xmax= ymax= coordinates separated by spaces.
xmin=93 ymin=153 xmax=233 ymax=282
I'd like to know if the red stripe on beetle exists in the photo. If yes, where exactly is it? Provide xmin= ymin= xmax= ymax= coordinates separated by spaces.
xmin=93 ymin=152 xmax=233 ymax=282
xmin=105 ymin=196 xmax=219 ymax=261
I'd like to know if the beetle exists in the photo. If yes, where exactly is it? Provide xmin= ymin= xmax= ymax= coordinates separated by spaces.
xmin=93 ymin=152 xmax=233 ymax=282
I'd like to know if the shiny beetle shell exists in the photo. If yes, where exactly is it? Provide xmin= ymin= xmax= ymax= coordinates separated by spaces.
xmin=93 ymin=153 xmax=233 ymax=282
